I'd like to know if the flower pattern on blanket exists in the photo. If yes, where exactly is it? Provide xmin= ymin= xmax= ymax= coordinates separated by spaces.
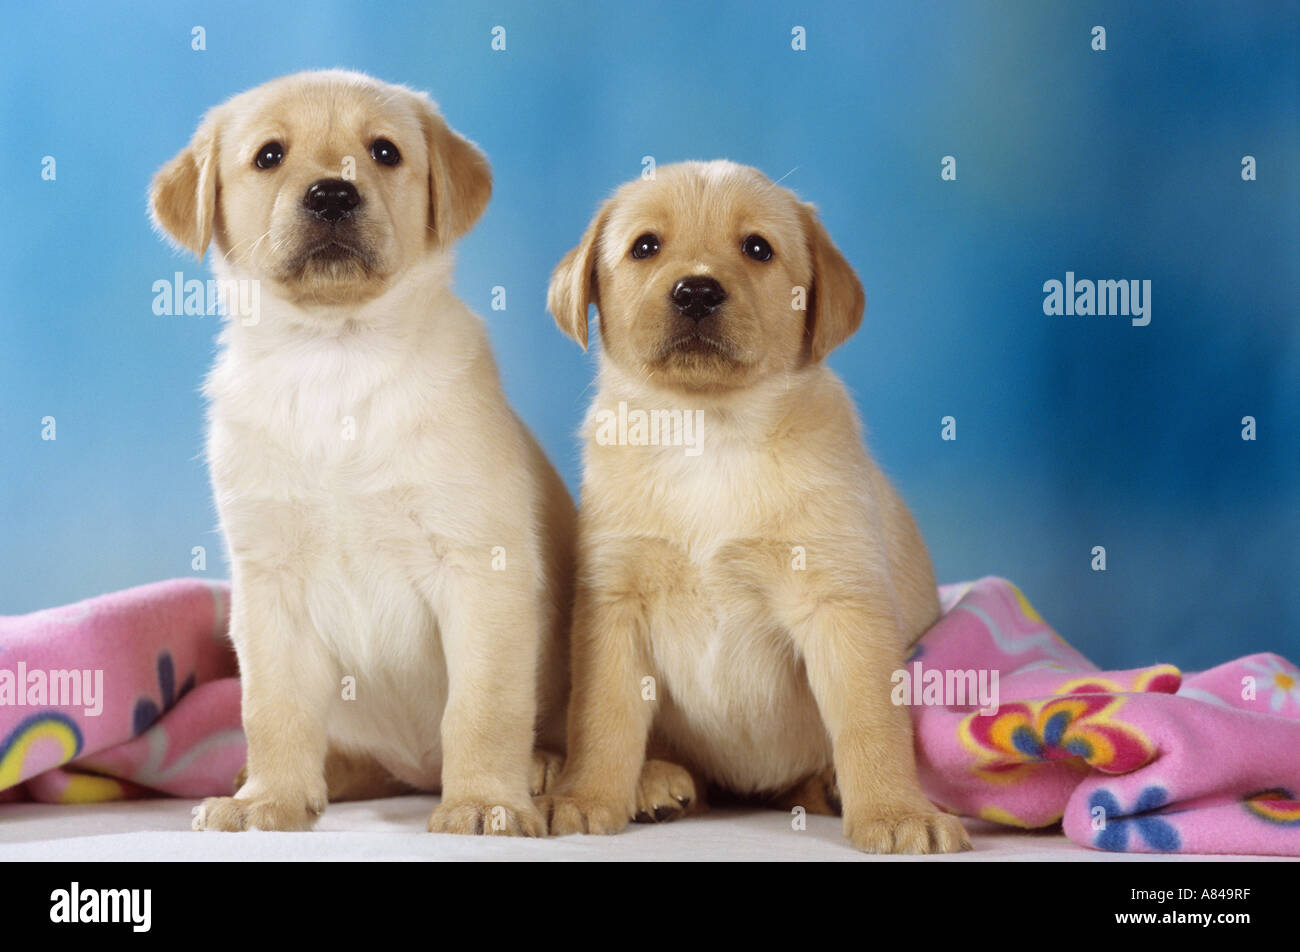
xmin=132 ymin=652 xmax=196 ymax=737
xmin=1088 ymin=786 xmax=1182 ymax=852
xmin=0 ymin=712 xmax=82 ymax=791
xmin=959 ymin=694 xmax=1155 ymax=783
xmin=1242 ymin=789 xmax=1300 ymax=826
xmin=1245 ymin=657 xmax=1300 ymax=714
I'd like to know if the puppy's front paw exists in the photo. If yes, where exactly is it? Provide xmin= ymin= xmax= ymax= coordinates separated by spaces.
xmin=192 ymin=793 xmax=324 ymax=832
xmin=427 ymin=798 xmax=545 ymax=837
xmin=633 ymin=759 xmax=697 ymax=823
xmin=538 ymin=794 xmax=630 ymax=836
xmin=844 ymin=806 xmax=971 ymax=854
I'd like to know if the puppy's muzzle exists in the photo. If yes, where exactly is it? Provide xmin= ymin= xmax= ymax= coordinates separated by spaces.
xmin=671 ymin=276 xmax=727 ymax=321
xmin=304 ymin=179 xmax=361 ymax=223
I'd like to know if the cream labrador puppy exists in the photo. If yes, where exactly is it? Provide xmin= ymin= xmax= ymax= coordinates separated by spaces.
xmin=541 ymin=161 xmax=970 ymax=853
xmin=150 ymin=70 xmax=573 ymax=835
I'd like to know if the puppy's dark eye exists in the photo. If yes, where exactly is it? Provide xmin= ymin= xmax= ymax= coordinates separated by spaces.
xmin=254 ymin=141 xmax=284 ymax=170
xmin=742 ymin=234 xmax=773 ymax=262
xmin=370 ymin=138 xmax=401 ymax=166
xmin=631 ymin=233 xmax=660 ymax=259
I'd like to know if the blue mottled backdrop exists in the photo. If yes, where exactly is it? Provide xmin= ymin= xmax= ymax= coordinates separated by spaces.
xmin=1 ymin=1 xmax=1296 ymax=668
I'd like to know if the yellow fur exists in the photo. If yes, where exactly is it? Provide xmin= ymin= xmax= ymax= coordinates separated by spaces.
xmin=151 ymin=71 xmax=575 ymax=836
xmin=541 ymin=161 xmax=970 ymax=853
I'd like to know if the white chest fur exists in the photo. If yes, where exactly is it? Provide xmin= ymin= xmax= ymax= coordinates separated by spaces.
xmin=203 ymin=258 xmax=497 ymax=786
xmin=584 ymin=368 xmax=839 ymax=794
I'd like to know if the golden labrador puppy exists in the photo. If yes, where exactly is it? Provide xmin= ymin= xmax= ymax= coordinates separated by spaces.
xmin=541 ymin=161 xmax=969 ymax=853
xmin=150 ymin=70 xmax=573 ymax=835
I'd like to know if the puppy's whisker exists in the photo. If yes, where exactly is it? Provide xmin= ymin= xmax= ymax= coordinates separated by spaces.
xmin=222 ymin=227 xmax=274 ymax=262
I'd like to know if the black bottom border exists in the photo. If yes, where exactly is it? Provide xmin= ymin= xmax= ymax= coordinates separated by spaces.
xmin=4 ymin=858 xmax=1287 ymax=939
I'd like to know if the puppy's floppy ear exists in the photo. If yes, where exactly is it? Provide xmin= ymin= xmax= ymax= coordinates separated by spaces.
xmin=150 ymin=116 xmax=219 ymax=259
xmin=547 ymin=203 xmax=608 ymax=350
xmin=420 ymin=101 xmax=492 ymax=247
xmin=800 ymin=203 xmax=865 ymax=362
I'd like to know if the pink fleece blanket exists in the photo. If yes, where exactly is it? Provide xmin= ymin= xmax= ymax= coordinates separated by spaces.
xmin=2 ymin=577 xmax=1297 ymax=854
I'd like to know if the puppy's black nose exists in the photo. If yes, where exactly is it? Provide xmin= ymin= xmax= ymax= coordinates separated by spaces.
xmin=304 ymin=179 xmax=360 ymax=222
xmin=671 ymin=276 xmax=727 ymax=320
